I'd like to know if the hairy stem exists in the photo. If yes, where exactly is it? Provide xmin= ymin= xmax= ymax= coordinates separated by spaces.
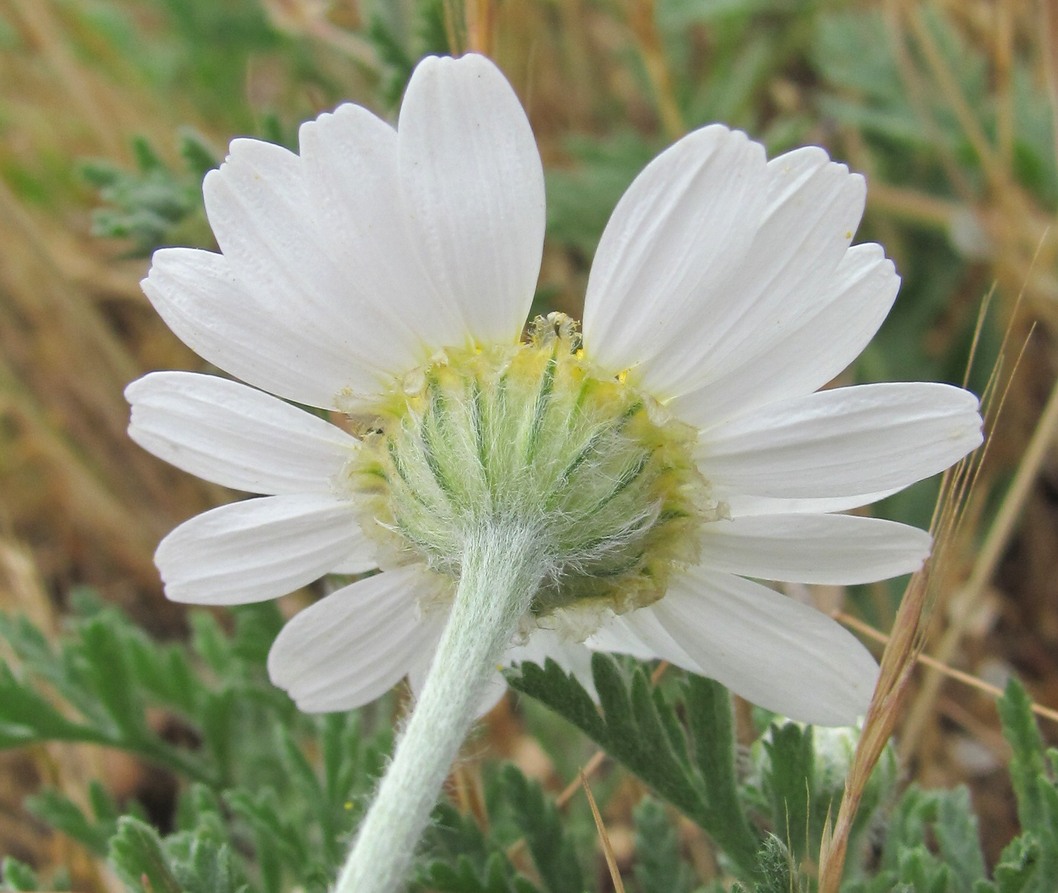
xmin=333 ymin=523 xmax=546 ymax=893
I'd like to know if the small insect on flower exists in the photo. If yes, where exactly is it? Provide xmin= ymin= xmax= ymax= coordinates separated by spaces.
xmin=127 ymin=53 xmax=982 ymax=728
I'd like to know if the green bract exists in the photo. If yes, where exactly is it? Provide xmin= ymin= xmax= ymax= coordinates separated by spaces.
xmin=347 ymin=314 xmax=716 ymax=619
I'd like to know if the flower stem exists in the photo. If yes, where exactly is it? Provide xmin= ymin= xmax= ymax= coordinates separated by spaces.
xmin=333 ymin=523 xmax=547 ymax=893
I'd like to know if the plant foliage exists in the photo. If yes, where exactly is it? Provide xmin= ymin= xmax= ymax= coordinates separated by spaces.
xmin=2 ymin=597 xmax=1057 ymax=891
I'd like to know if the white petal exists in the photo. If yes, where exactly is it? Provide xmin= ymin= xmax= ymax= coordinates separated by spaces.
xmin=126 ymin=372 xmax=358 ymax=495
xmin=698 ymin=514 xmax=931 ymax=584
xmin=142 ymin=248 xmax=351 ymax=410
xmin=299 ymin=104 xmax=458 ymax=382
xmin=671 ymin=243 xmax=898 ymax=426
xmin=723 ymin=489 xmax=904 ymax=517
xmin=156 ymin=494 xmax=361 ymax=604
xmin=329 ymin=554 xmax=380 ymax=575
xmin=587 ymin=605 xmax=697 ymax=667
xmin=203 ymin=139 xmax=404 ymax=402
xmin=582 ymin=125 xmax=767 ymax=385
xmin=397 ymin=54 xmax=545 ymax=344
xmin=615 ymin=147 xmax=867 ymax=401
xmin=405 ymin=621 xmax=603 ymax=720
xmin=504 ymin=626 xmax=599 ymax=701
xmin=405 ymin=623 xmax=445 ymax=703
xmin=473 ymin=671 xmax=509 ymax=717
xmin=593 ymin=570 xmax=879 ymax=726
xmin=268 ymin=567 xmax=444 ymax=712
xmin=701 ymin=382 xmax=982 ymax=498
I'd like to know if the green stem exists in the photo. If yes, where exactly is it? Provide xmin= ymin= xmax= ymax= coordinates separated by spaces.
xmin=333 ymin=523 xmax=547 ymax=893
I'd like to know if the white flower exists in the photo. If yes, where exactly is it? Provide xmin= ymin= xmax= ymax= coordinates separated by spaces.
xmin=126 ymin=53 xmax=981 ymax=728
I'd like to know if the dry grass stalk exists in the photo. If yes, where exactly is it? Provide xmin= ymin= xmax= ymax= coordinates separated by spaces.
xmin=901 ymin=328 xmax=1058 ymax=756
xmin=627 ymin=0 xmax=685 ymax=140
xmin=836 ymin=611 xmax=1058 ymax=727
xmin=818 ymin=290 xmax=1020 ymax=888
xmin=817 ymin=462 xmax=974 ymax=891
xmin=582 ymin=770 xmax=626 ymax=893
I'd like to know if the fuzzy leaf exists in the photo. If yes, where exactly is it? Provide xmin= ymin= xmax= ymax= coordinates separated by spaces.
xmin=419 ymin=852 xmax=538 ymax=893
xmin=508 ymin=655 xmax=763 ymax=879
xmin=935 ymin=786 xmax=987 ymax=889
xmin=762 ymin=723 xmax=814 ymax=862
xmin=998 ymin=680 xmax=1052 ymax=834
xmin=27 ymin=784 xmax=118 ymax=856
xmin=507 ymin=658 xmax=607 ymax=742
xmin=0 ymin=662 xmax=112 ymax=747
xmin=417 ymin=803 xmax=539 ymax=893
xmin=226 ymin=788 xmax=310 ymax=870
xmin=992 ymin=835 xmax=1039 ymax=893
xmin=684 ymin=676 xmax=756 ymax=846
xmin=895 ymin=846 xmax=950 ymax=893
xmin=109 ymin=817 xmax=183 ymax=893
xmin=78 ymin=616 xmax=149 ymax=739
xmin=879 ymin=785 xmax=932 ymax=874
xmin=167 ymin=835 xmax=248 ymax=893
xmin=633 ymin=798 xmax=693 ymax=893
xmin=500 ymin=765 xmax=583 ymax=893
xmin=752 ymin=835 xmax=797 ymax=893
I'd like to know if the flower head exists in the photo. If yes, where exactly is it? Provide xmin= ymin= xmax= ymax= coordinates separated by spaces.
xmin=127 ymin=54 xmax=982 ymax=727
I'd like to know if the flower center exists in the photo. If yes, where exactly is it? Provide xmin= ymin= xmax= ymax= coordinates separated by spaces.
xmin=344 ymin=314 xmax=715 ymax=620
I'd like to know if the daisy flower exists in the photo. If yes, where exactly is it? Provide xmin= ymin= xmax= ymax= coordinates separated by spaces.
xmin=127 ymin=54 xmax=981 ymax=893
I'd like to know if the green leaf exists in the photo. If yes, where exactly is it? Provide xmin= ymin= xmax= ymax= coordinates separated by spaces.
xmin=752 ymin=834 xmax=797 ymax=893
xmin=78 ymin=616 xmax=149 ymax=740
xmin=278 ymin=723 xmax=325 ymax=806
xmin=545 ymin=133 xmax=654 ymax=259
xmin=594 ymin=657 xmax=693 ymax=815
xmin=417 ymin=802 xmax=539 ymax=893
xmin=108 ymin=816 xmax=183 ymax=893
xmin=879 ymin=786 xmax=933 ymax=874
xmin=633 ymin=798 xmax=693 ymax=893
xmin=420 ymin=852 xmax=535 ymax=893
xmin=0 ymin=662 xmax=110 ymax=747
xmin=189 ymin=610 xmax=234 ymax=676
xmin=173 ymin=783 xmax=226 ymax=834
xmin=500 ymin=764 xmax=583 ymax=893
xmin=934 ymin=786 xmax=987 ymax=889
xmin=992 ymin=835 xmax=1039 ymax=893
xmin=508 ymin=655 xmax=763 ymax=879
xmin=230 ymin=602 xmax=285 ymax=667
xmin=168 ymin=837 xmax=247 ymax=893
xmin=422 ymin=802 xmax=494 ymax=869
xmin=762 ymin=723 xmax=814 ymax=862
xmin=507 ymin=658 xmax=607 ymax=743
xmin=27 ymin=783 xmax=118 ymax=856
xmin=684 ymin=676 xmax=756 ymax=845
xmin=199 ymin=689 xmax=235 ymax=781
xmin=895 ymin=846 xmax=950 ymax=893
xmin=0 ymin=611 xmax=56 ymax=668
xmin=226 ymin=787 xmax=310 ymax=871
xmin=177 ymin=127 xmax=219 ymax=179
xmin=322 ymin=712 xmax=364 ymax=815
xmin=124 ymin=631 xmax=199 ymax=716
xmin=998 ymin=680 xmax=1052 ymax=834
xmin=366 ymin=14 xmax=414 ymax=107
xmin=81 ymin=133 xmax=205 ymax=254
xmin=0 ymin=857 xmax=39 ymax=892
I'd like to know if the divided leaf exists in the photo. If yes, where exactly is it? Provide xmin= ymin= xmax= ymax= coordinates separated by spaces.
xmin=508 ymin=654 xmax=763 ymax=879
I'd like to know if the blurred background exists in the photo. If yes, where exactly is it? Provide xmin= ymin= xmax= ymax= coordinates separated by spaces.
xmin=0 ymin=0 xmax=1055 ymax=884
